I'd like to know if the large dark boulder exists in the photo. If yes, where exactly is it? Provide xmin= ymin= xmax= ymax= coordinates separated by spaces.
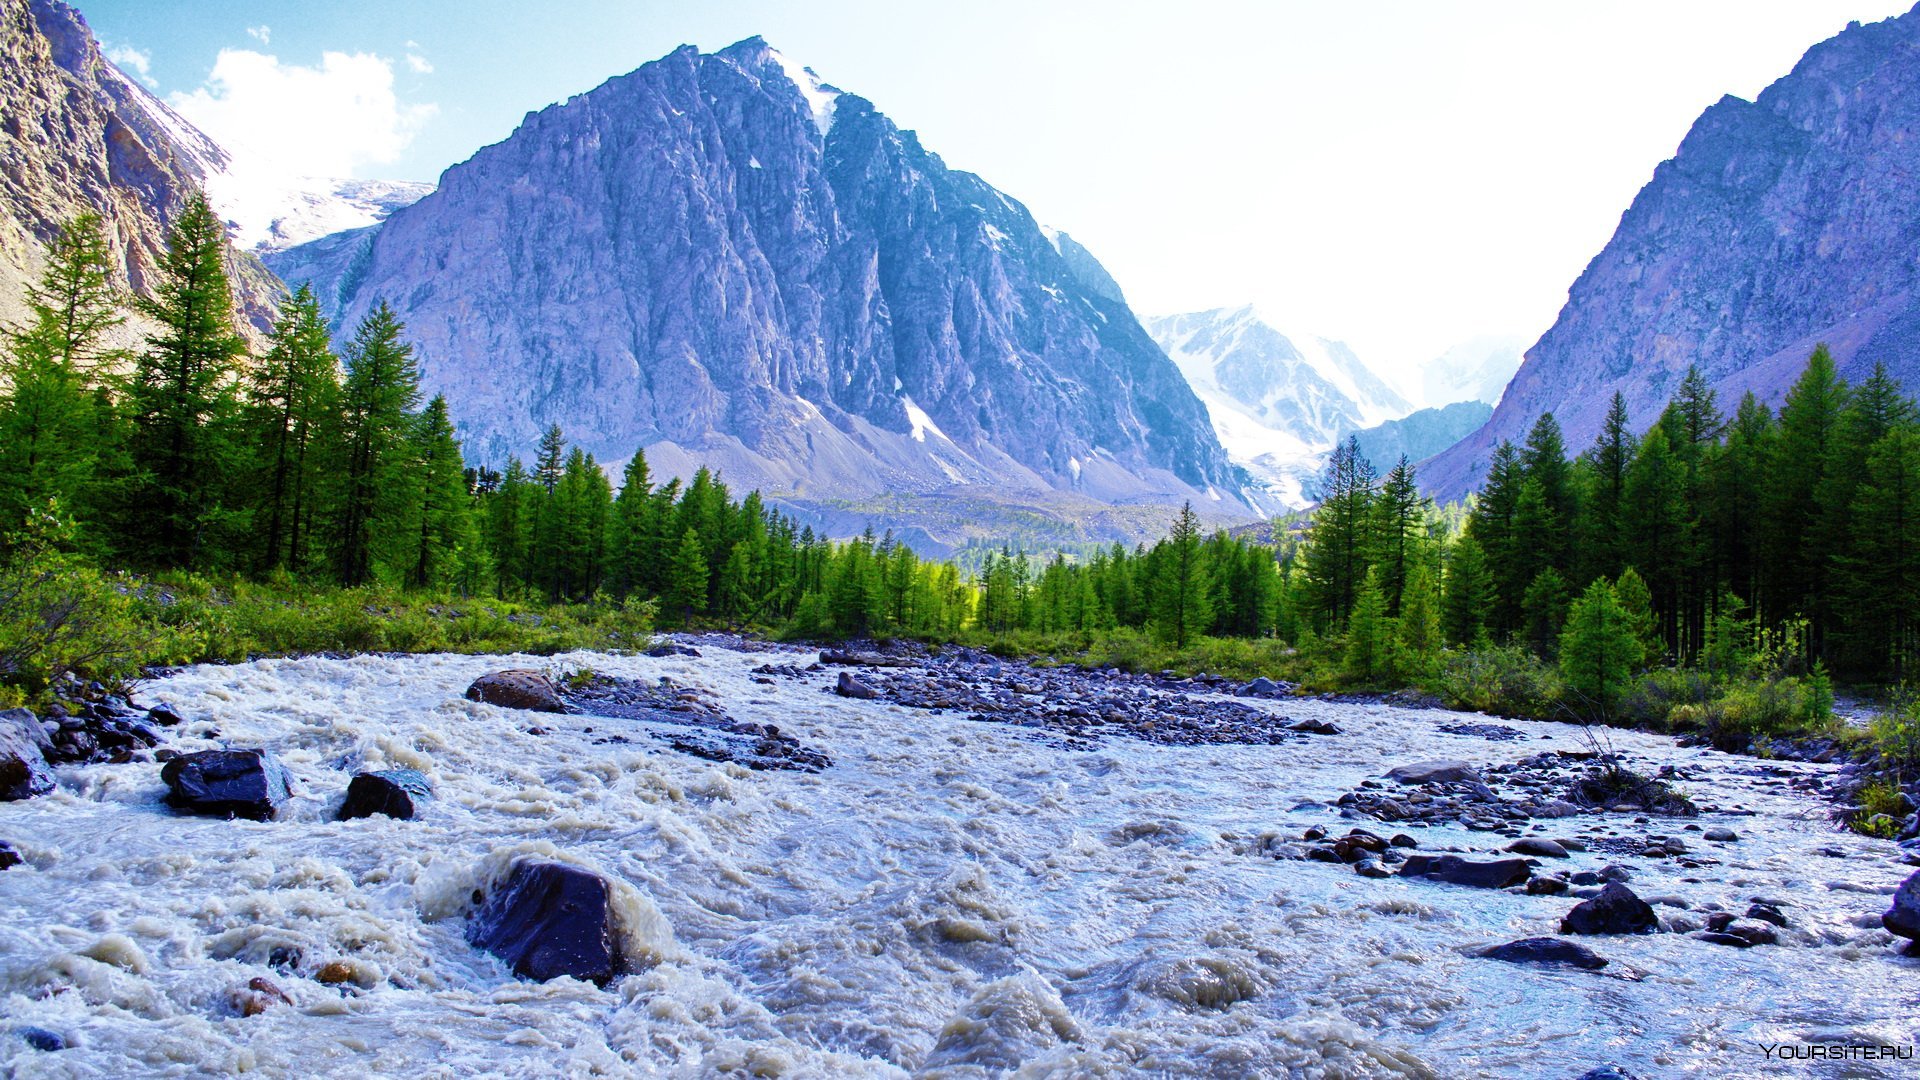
xmin=0 ymin=708 xmax=54 ymax=801
xmin=467 ymin=861 xmax=625 ymax=985
xmin=1561 ymin=883 xmax=1659 ymax=935
xmin=1398 ymin=854 xmax=1532 ymax=889
xmin=465 ymin=670 xmax=564 ymax=713
xmin=1475 ymin=936 xmax=1608 ymax=970
xmin=337 ymin=769 xmax=433 ymax=821
xmin=161 ymin=749 xmax=291 ymax=821
xmin=1884 ymin=869 xmax=1920 ymax=942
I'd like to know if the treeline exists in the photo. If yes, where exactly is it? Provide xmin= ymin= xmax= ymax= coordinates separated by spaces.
xmin=1296 ymin=352 xmax=1920 ymax=692
xmin=0 ymin=204 xmax=979 ymax=636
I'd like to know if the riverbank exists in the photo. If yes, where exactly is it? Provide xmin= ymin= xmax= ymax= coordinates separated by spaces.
xmin=2 ymin=635 xmax=1915 ymax=1076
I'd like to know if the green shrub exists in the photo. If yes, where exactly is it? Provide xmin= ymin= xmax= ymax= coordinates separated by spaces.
xmin=1430 ymin=645 xmax=1562 ymax=718
xmin=1851 ymin=780 xmax=1907 ymax=838
xmin=1871 ymin=691 xmax=1920 ymax=780
xmin=1616 ymin=667 xmax=1716 ymax=730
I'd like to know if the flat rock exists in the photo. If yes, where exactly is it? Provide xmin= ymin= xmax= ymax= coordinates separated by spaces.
xmin=1476 ymin=936 xmax=1608 ymax=970
xmin=1387 ymin=760 xmax=1482 ymax=785
xmin=1506 ymin=837 xmax=1569 ymax=858
xmin=1289 ymin=718 xmax=1340 ymax=735
xmin=465 ymin=670 xmax=564 ymax=712
xmin=0 ymin=707 xmax=55 ymax=801
xmin=161 ymin=749 xmax=291 ymax=821
xmin=1399 ymin=854 xmax=1531 ymax=889
xmin=1561 ymin=882 xmax=1659 ymax=935
xmin=337 ymin=769 xmax=433 ymax=821
xmin=467 ymin=860 xmax=625 ymax=985
xmin=1703 ymin=826 xmax=1739 ymax=842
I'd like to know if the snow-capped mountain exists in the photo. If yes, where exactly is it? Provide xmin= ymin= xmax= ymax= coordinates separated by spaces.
xmin=98 ymin=52 xmax=432 ymax=252
xmin=1421 ymin=335 xmax=1523 ymax=408
xmin=1146 ymin=306 xmax=1412 ymax=507
xmin=266 ymin=37 xmax=1245 ymax=539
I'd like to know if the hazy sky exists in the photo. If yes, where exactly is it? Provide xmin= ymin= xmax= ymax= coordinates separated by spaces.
xmin=79 ymin=0 xmax=1916 ymax=394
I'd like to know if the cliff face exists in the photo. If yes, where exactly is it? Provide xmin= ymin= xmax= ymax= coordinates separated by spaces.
xmin=270 ymin=37 xmax=1241 ymax=516
xmin=1423 ymin=6 xmax=1920 ymax=496
xmin=0 ymin=0 xmax=279 ymax=339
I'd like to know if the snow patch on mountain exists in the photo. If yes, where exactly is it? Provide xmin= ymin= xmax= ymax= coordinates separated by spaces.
xmin=101 ymin=53 xmax=432 ymax=252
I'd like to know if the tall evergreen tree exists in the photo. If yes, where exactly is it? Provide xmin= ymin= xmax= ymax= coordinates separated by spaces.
xmin=125 ymin=194 xmax=247 ymax=568
xmin=334 ymin=301 xmax=422 ymax=586
xmin=1150 ymin=502 xmax=1213 ymax=648
xmin=0 ymin=214 xmax=122 ymax=540
xmin=400 ymin=396 xmax=472 ymax=589
xmin=245 ymin=284 xmax=340 ymax=573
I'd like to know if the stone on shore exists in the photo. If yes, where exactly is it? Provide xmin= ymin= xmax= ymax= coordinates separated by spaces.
xmin=1883 ymin=869 xmax=1920 ymax=942
xmin=835 ymin=671 xmax=879 ymax=700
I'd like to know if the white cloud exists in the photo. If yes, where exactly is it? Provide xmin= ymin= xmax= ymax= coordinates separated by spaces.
xmin=246 ymin=25 xmax=270 ymax=45
xmin=105 ymin=44 xmax=155 ymax=86
xmin=406 ymin=53 xmax=433 ymax=74
xmin=168 ymin=49 xmax=437 ymax=178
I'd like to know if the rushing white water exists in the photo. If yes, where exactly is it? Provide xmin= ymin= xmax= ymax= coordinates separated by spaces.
xmin=1 ymin=642 xmax=1914 ymax=1078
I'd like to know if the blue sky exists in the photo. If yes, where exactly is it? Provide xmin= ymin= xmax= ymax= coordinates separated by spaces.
xmin=76 ymin=0 xmax=1916 ymax=392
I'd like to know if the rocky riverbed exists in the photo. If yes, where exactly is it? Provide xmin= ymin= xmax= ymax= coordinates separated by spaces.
xmin=1 ymin=636 xmax=1916 ymax=1077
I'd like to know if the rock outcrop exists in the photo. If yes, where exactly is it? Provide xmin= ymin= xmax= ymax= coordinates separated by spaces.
xmin=0 ymin=0 xmax=281 ymax=340
xmin=268 ymin=38 xmax=1242 ymax=531
xmin=1424 ymin=7 xmax=1920 ymax=497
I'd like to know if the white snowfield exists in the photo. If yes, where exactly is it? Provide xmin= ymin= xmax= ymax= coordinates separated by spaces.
xmin=0 ymin=642 xmax=1913 ymax=1077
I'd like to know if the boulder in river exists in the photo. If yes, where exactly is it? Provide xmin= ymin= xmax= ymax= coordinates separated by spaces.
xmin=1387 ymin=760 xmax=1482 ymax=785
xmin=337 ymin=769 xmax=433 ymax=821
xmin=161 ymin=749 xmax=291 ymax=821
xmin=1560 ymin=883 xmax=1659 ymax=935
xmin=1475 ymin=936 xmax=1608 ymax=970
xmin=467 ymin=860 xmax=625 ymax=985
xmin=0 ymin=708 xmax=54 ymax=801
xmin=835 ymin=672 xmax=879 ymax=700
xmin=1883 ymin=869 xmax=1920 ymax=942
xmin=1289 ymin=718 xmax=1340 ymax=735
xmin=1506 ymin=837 xmax=1569 ymax=858
xmin=465 ymin=670 xmax=564 ymax=712
xmin=1398 ymin=854 xmax=1532 ymax=889
xmin=0 ymin=839 xmax=20 ymax=869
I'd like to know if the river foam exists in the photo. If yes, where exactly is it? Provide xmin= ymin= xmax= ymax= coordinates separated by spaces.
xmin=1 ymin=642 xmax=1914 ymax=1077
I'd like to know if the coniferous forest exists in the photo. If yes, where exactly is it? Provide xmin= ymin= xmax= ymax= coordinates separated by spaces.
xmin=8 ymin=202 xmax=1920 ymax=780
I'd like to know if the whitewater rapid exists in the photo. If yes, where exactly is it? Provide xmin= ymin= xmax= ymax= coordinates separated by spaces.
xmin=1 ymin=641 xmax=1914 ymax=1078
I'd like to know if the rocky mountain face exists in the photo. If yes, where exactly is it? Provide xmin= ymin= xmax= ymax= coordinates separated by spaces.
xmin=0 ymin=0 xmax=280 ymax=338
xmin=268 ymin=38 xmax=1244 ymax=538
xmin=1350 ymin=400 xmax=1493 ymax=475
xmin=1424 ymin=6 xmax=1920 ymax=497
xmin=1146 ymin=305 xmax=1411 ymax=508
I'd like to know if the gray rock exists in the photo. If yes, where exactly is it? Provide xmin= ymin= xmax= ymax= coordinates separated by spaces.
xmin=1387 ymin=760 xmax=1483 ymax=785
xmin=0 ymin=708 xmax=54 ymax=801
xmin=1476 ymin=936 xmax=1608 ymax=970
xmin=161 ymin=749 xmax=292 ymax=822
xmin=1884 ymin=869 xmax=1920 ymax=941
xmin=1561 ymin=883 xmax=1659 ymax=935
xmin=467 ymin=861 xmax=625 ymax=985
xmin=835 ymin=672 xmax=879 ymax=700
xmin=1703 ymin=826 xmax=1739 ymax=842
xmin=338 ymin=769 xmax=433 ymax=821
xmin=1398 ymin=854 xmax=1532 ymax=889
xmin=1506 ymin=837 xmax=1569 ymax=858
xmin=466 ymin=670 xmax=565 ymax=713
